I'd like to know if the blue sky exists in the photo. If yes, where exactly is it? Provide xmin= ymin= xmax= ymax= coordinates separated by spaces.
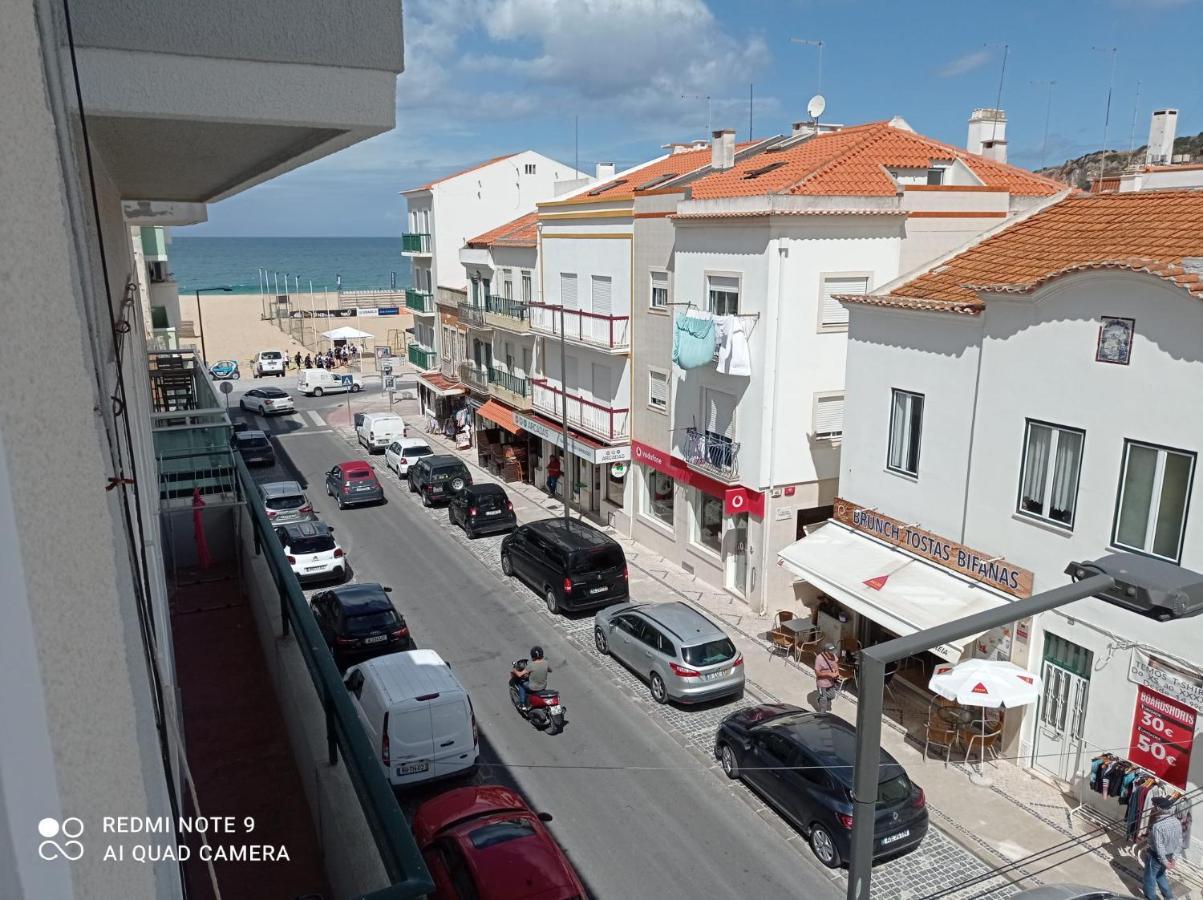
xmin=187 ymin=0 xmax=1203 ymax=237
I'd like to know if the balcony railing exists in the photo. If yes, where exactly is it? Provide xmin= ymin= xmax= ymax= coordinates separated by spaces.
xmin=458 ymin=362 xmax=490 ymax=391
xmin=401 ymin=233 xmax=431 ymax=254
xmin=408 ymin=343 xmax=436 ymax=370
xmin=485 ymin=294 xmax=527 ymax=324
xmin=405 ymin=288 xmax=433 ymax=314
xmin=488 ymin=367 xmax=530 ymax=398
xmin=683 ymin=427 xmax=740 ymax=480
xmin=457 ymin=302 xmax=489 ymax=328
xmin=532 ymin=379 xmax=629 ymax=442
xmin=529 ymin=303 xmax=630 ymax=350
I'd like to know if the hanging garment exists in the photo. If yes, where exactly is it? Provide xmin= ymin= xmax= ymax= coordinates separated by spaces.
xmin=715 ymin=315 xmax=752 ymax=376
xmin=673 ymin=311 xmax=716 ymax=370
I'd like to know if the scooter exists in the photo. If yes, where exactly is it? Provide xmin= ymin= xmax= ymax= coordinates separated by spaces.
xmin=509 ymin=659 xmax=566 ymax=735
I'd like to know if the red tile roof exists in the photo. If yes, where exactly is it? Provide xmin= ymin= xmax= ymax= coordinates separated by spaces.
xmin=853 ymin=190 xmax=1203 ymax=314
xmin=564 ymin=142 xmax=759 ymax=202
xmin=689 ymin=122 xmax=1062 ymax=200
xmin=466 ymin=211 xmax=539 ymax=249
xmin=405 ymin=154 xmax=517 ymax=193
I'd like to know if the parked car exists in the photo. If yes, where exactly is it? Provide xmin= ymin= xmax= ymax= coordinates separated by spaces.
xmin=448 ymin=484 xmax=516 ymax=538
xmin=344 ymin=649 xmax=478 ymax=786
xmin=1009 ymin=887 xmax=1139 ymax=900
xmin=500 ymin=518 xmax=628 ymax=614
xmin=594 ymin=601 xmax=744 ymax=704
xmin=355 ymin=412 xmax=407 ymax=454
xmin=310 ymin=583 xmax=409 ymax=668
xmin=714 ymin=705 xmax=929 ymax=868
xmin=408 ymin=455 xmax=472 ymax=507
xmin=209 ymin=359 xmax=240 ymax=380
xmin=253 ymin=350 xmax=286 ymax=378
xmin=325 ymin=461 xmax=384 ymax=509
xmin=297 ymin=368 xmax=362 ymax=397
xmin=413 ymin=786 xmax=586 ymax=900
xmin=231 ymin=429 xmax=275 ymax=466
xmin=257 ymin=480 xmax=314 ymax=525
xmin=241 ymin=386 xmax=294 ymax=415
xmin=276 ymin=520 xmax=345 ymax=583
xmin=384 ymin=438 xmax=434 ymax=477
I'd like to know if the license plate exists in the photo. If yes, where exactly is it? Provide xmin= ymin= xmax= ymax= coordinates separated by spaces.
xmin=364 ymin=635 xmax=387 ymax=644
xmin=589 ymin=586 xmax=607 ymax=595
xmin=305 ymin=566 xmax=323 ymax=572
xmin=702 ymin=668 xmax=731 ymax=681
xmin=550 ymin=705 xmax=562 ymax=714
xmin=486 ymin=509 xmax=502 ymax=516
xmin=397 ymin=760 xmax=429 ymax=776
xmin=881 ymin=830 xmax=910 ymax=845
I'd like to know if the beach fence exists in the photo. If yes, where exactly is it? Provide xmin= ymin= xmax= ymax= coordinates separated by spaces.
xmin=258 ymin=275 xmax=410 ymax=350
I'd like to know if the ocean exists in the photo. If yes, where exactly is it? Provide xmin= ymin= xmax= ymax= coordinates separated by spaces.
xmin=169 ymin=236 xmax=411 ymax=295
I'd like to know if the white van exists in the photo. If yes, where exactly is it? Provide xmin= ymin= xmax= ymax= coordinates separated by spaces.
xmin=297 ymin=368 xmax=363 ymax=397
xmin=344 ymin=649 xmax=478 ymax=787
xmin=253 ymin=350 xmax=287 ymax=378
xmin=356 ymin=412 xmax=408 ymax=453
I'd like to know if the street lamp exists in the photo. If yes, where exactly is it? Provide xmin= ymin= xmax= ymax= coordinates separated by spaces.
xmin=194 ymin=285 xmax=233 ymax=364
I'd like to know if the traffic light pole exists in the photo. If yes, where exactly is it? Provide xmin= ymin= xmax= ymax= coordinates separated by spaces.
xmin=846 ymin=573 xmax=1115 ymax=900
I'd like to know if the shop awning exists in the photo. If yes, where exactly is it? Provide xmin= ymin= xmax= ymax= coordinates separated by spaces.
xmin=478 ymin=399 xmax=521 ymax=435
xmin=778 ymin=522 xmax=1013 ymax=662
xmin=416 ymin=373 xmax=465 ymax=397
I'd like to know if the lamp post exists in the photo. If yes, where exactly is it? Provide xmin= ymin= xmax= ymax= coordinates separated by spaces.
xmin=194 ymin=286 xmax=232 ymax=364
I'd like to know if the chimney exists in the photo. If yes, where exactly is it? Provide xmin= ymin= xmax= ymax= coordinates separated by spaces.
xmin=967 ymin=108 xmax=1007 ymax=163
xmin=1146 ymin=109 xmax=1179 ymax=166
xmin=595 ymin=162 xmax=615 ymax=180
xmin=711 ymin=128 xmax=736 ymax=170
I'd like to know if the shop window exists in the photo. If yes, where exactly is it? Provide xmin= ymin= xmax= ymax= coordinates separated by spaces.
xmin=706 ymin=275 xmax=739 ymax=316
xmin=694 ymin=489 xmax=723 ymax=553
xmin=1113 ymin=440 xmax=1195 ymax=562
xmin=1017 ymin=421 xmax=1084 ymax=528
xmin=887 ymin=389 xmax=924 ymax=476
xmin=650 ymin=270 xmax=669 ymax=309
xmin=643 ymin=469 xmax=675 ymax=528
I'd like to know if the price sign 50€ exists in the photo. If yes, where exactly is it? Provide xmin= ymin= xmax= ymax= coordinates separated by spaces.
xmin=1129 ymin=685 xmax=1196 ymax=789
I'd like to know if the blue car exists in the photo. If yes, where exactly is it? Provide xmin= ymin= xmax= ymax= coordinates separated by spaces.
xmin=209 ymin=359 xmax=241 ymax=380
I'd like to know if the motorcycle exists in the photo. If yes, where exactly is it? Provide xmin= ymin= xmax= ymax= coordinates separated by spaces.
xmin=509 ymin=659 xmax=566 ymax=734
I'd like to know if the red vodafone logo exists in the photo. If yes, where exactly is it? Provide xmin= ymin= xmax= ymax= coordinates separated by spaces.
xmin=729 ymin=492 xmax=746 ymax=510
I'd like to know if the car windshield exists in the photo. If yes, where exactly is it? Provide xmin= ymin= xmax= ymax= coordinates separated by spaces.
xmin=877 ymin=773 xmax=913 ymax=806
xmin=402 ymin=447 xmax=432 ymax=457
xmin=570 ymin=546 xmax=623 ymax=573
xmin=261 ymin=388 xmax=288 ymax=398
xmin=239 ymin=437 xmax=270 ymax=450
xmin=265 ymin=495 xmax=305 ymax=510
xmin=344 ymin=610 xmax=397 ymax=634
xmin=682 ymin=638 xmax=736 ymax=667
xmin=290 ymin=534 xmax=334 ymax=553
xmin=467 ymin=818 xmax=537 ymax=850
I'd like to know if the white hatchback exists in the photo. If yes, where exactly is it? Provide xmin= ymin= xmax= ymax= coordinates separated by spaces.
xmin=240 ymin=387 xmax=295 ymax=415
xmin=275 ymin=521 xmax=346 ymax=583
xmin=384 ymin=438 xmax=434 ymax=477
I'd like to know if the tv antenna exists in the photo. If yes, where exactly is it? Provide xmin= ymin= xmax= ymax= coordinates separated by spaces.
xmin=681 ymin=94 xmax=711 ymax=135
xmin=1093 ymin=46 xmax=1119 ymax=180
xmin=1030 ymin=79 xmax=1056 ymax=169
xmin=789 ymin=37 xmax=824 ymax=96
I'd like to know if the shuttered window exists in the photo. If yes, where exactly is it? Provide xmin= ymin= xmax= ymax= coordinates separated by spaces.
xmin=591 ymin=275 xmax=612 ymax=316
xmin=820 ymin=275 xmax=867 ymax=328
xmin=650 ymin=271 xmax=669 ymax=309
xmin=561 ymin=273 xmax=578 ymax=309
xmin=703 ymin=388 xmax=736 ymax=439
xmin=707 ymin=275 xmax=739 ymax=315
xmin=814 ymin=393 xmax=844 ymax=439
xmin=648 ymin=370 xmax=668 ymax=410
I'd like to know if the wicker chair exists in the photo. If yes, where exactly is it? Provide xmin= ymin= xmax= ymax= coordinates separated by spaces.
xmin=963 ymin=727 xmax=1003 ymax=765
xmin=767 ymin=611 xmax=797 ymax=659
xmin=924 ymin=721 xmax=959 ymax=766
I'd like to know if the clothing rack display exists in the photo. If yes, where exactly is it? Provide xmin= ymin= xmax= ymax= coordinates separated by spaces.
xmin=1086 ymin=753 xmax=1191 ymax=845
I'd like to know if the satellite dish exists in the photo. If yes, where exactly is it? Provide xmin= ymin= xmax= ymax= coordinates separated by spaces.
xmin=807 ymin=94 xmax=826 ymax=120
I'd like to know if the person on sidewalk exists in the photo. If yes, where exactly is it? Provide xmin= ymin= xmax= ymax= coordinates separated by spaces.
xmin=546 ymin=455 xmax=562 ymax=497
xmin=814 ymin=643 xmax=842 ymax=713
xmin=1144 ymin=796 xmax=1182 ymax=900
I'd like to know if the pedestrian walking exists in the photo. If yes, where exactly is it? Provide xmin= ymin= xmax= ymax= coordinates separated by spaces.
xmin=303 ymin=354 xmax=312 ymax=368
xmin=294 ymin=351 xmax=302 ymax=369
xmin=1144 ymin=796 xmax=1182 ymax=900
xmin=545 ymin=455 xmax=562 ymax=497
xmin=814 ymin=643 xmax=842 ymax=713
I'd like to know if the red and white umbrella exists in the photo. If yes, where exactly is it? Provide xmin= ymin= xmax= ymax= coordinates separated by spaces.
xmin=929 ymin=658 xmax=1042 ymax=708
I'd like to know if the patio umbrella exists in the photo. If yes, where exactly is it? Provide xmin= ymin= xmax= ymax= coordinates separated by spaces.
xmin=929 ymin=658 xmax=1042 ymax=782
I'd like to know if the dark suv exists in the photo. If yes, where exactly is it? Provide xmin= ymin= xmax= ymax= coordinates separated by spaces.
xmin=500 ymin=518 xmax=628 ymax=614
xmin=448 ymin=483 xmax=516 ymax=538
xmin=714 ymin=705 xmax=928 ymax=868
xmin=408 ymin=454 xmax=472 ymax=506
xmin=309 ymin=583 xmax=410 ymax=669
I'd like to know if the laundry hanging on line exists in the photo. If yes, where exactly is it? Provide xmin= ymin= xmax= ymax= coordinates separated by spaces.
xmin=672 ymin=310 xmax=715 ymax=370
xmin=714 ymin=314 xmax=751 ymax=376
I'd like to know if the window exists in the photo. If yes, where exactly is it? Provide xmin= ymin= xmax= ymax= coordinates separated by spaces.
xmin=707 ymin=275 xmax=739 ymax=315
xmin=650 ymin=270 xmax=669 ymax=309
xmin=1113 ymin=441 xmax=1196 ymax=561
xmin=694 ymin=489 xmax=723 ymax=553
xmin=560 ymin=273 xmax=578 ymax=309
xmin=926 ymin=167 xmax=945 ymax=186
xmin=648 ymin=369 xmax=668 ymax=411
xmin=813 ymin=393 xmax=844 ymax=440
xmin=524 ymin=163 xmax=536 ymax=175
xmin=681 ymin=638 xmax=735 ymax=667
xmin=1018 ymin=422 xmax=1084 ymax=527
xmin=820 ymin=275 xmax=868 ymax=329
xmin=502 ymin=269 xmax=513 ymax=299
xmin=591 ymin=275 xmax=612 ymax=316
xmin=702 ymin=388 xmax=736 ymax=469
xmin=521 ymin=271 xmax=532 ymax=303
xmin=644 ymin=469 xmax=675 ymax=527
xmin=887 ymin=389 xmax=924 ymax=476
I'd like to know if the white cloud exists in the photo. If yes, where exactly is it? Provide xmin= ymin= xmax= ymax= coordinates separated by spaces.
xmin=938 ymin=48 xmax=993 ymax=78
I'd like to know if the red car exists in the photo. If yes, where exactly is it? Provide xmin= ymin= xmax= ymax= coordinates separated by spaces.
xmin=413 ymin=786 xmax=586 ymax=900
xmin=324 ymin=461 xmax=384 ymax=509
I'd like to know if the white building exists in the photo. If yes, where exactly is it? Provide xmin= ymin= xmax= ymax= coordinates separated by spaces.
xmin=785 ymin=189 xmax=1203 ymax=857
xmin=629 ymin=118 xmax=1065 ymax=612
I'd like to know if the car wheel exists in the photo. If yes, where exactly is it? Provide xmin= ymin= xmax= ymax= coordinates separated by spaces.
xmin=233 ymin=372 xmax=240 ymax=380
xmin=313 ymin=387 xmax=324 ymax=397
xmin=239 ymin=398 xmax=247 ymax=410
xmin=718 ymin=743 xmax=740 ymax=779
xmin=594 ymin=627 xmax=608 ymax=655
xmin=545 ymin=588 xmax=559 ymax=615
xmin=407 ymin=476 xmax=416 ymax=493
xmin=351 ymin=384 xmax=362 ymax=393
xmin=421 ymin=490 xmax=431 ymax=508
xmin=336 ymin=495 xmax=345 ymax=510
xmin=650 ymin=672 xmax=668 ymax=704
xmin=809 ymin=824 xmax=841 ymax=869
xmin=501 ymin=552 xmax=514 ymax=576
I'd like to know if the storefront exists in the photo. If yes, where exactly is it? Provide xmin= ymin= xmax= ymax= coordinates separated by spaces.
xmin=416 ymin=373 xmax=469 ymax=446
xmin=513 ymin=411 xmax=630 ymax=522
xmin=475 ymin=399 xmax=528 ymax=482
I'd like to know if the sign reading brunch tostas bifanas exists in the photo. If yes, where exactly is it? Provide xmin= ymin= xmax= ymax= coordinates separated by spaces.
xmin=833 ymin=498 xmax=1034 ymax=598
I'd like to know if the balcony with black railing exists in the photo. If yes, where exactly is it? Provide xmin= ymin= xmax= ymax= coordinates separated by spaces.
xmin=457 ymin=302 xmax=489 ymax=329
xmin=487 ymin=366 xmax=532 ymax=410
xmin=682 ymin=427 xmax=740 ymax=480
xmin=458 ymin=361 xmax=490 ymax=392
xmin=484 ymin=294 xmax=529 ymax=332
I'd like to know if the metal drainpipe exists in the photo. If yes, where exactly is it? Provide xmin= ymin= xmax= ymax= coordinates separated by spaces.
xmin=757 ymin=242 xmax=788 ymax=613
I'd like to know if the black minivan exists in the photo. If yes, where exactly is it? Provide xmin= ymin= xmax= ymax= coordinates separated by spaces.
xmin=500 ymin=518 xmax=628 ymax=614
xmin=448 ymin=483 xmax=516 ymax=538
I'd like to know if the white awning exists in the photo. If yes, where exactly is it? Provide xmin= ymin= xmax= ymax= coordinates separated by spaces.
xmin=778 ymin=522 xmax=1013 ymax=662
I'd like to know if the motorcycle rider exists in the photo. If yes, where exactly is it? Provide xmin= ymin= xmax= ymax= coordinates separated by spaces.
xmin=512 ymin=646 xmax=550 ymax=710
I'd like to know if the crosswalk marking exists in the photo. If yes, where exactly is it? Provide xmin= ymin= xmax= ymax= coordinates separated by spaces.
xmin=306 ymin=410 xmax=325 ymax=428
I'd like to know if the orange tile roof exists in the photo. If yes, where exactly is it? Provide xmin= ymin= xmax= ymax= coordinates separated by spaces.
xmin=568 ymin=141 xmax=760 ymax=202
xmin=405 ymin=154 xmax=517 ymax=193
xmin=856 ymin=190 xmax=1203 ymax=314
xmin=689 ymin=122 xmax=1062 ymax=200
xmin=466 ymin=211 xmax=539 ymax=249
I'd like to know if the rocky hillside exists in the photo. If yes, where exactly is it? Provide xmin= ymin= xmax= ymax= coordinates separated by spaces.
xmin=1037 ymin=131 xmax=1203 ymax=189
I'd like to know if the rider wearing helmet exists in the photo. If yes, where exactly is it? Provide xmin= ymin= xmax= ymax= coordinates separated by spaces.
xmin=512 ymin=646 xmax=550 ymax=710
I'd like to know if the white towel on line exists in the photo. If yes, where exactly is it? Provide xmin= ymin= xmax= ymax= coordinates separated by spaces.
xmin=716 ymin=315 xmax=751 ymax=376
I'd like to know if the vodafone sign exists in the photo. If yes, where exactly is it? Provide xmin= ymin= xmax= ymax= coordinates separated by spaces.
xmin=631 ymin=440 xmax=764 ymax=518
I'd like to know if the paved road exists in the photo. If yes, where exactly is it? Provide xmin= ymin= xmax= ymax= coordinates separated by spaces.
xmin=229 ymin=377 xmax=841 ymax=900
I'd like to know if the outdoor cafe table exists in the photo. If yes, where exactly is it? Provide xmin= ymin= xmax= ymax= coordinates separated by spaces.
xmin=780 ymin=618 xmax=821 ymax=660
